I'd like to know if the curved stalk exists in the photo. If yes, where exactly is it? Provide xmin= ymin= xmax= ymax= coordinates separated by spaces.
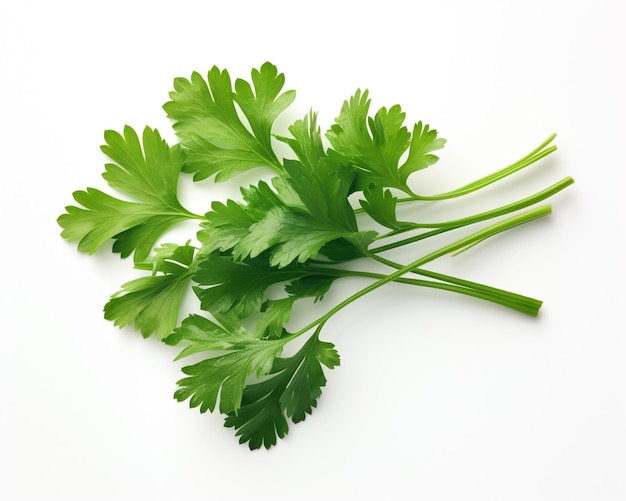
xmin=404 ymin=133 xmax=557 ymax=200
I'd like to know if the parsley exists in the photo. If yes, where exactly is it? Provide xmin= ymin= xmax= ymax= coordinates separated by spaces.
xmin=58 ymin=62 xmax=573 ymax=449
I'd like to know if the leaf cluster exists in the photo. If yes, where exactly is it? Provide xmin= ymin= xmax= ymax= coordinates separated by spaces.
xmin=58 ymin=62 xmax=573 ymax=449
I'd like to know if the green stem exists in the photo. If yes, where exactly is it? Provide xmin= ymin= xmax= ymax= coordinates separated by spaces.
xmin=364 ymin=256 xmax=542 ymax=313
xmin=334 ymin=269 xmax=541 ymax=315
xmin=291 ymin=205 xmax=551 ymax=338
xmin=368 ymin=176 xmax=571 ymax=255
xmin=403 ymin=133 xmax=557 ymax=201
xmin=306 ymin=260 xmax=541 ymax=314
xmin=379 ymin=176 xmax=573 ymax=239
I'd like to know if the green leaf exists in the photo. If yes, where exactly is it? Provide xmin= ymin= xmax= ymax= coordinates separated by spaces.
xmin=326 ymin=90 xmax=445 ymax=194
xmin=279 ymin=336 xmax=340 ymax=423
xmin=173 ymin=337 xmax=284 ymax=415
xmin=270 ymin=175 xmax=307 ymax=211
xmin=238 ymin=206 xmax=356 ymax=268
xmin=398 ymin=121 xmax=446 ymax=181
xmin=164 ymin=313 xmax=254 ymax=360
xmin=360 ymin=185 xmax=411 ymax=230
xmin=201 ymin=170 xmax=377 ymax=268
xmin=282 ymin=158 xmax=356 ymax=229
xmin=325 ymin=89 xmax=372 ymax=161
xmin=254 ymin=298 xmax=297 ymax=339
xmin=198 ymin=180 xmax=285 ymax=253
xmin=284 ymin=275 xmax=337 ymax=302
xmin=164 ymin=62 xmax=295 ymax=181
xmin=197 ymin=198 xmax=257 ymax=250
xmin=271 ymin=156 xmax=377 ymax=265
xmin=100 ymin=126 xmax=186 ymax=208
xmin=224 ymin=333 xmax=340 ymax=450
xmin=57 ymin=126 xmax=195 ymax=262
xmin=317 ymin=239 xmax=368 ymax=262
xmin=103 ymin=243 xmax=196 ymax=339
xmin=225 ymin=375 xmax=290 ymax=450
xmin=192 ymin=253 xmax=308 ymax=318
xmin=368 ymin=104 xmax=412 ymax=170
xmin=234 ymin=62 xmax=297 ymax=155
xmin=276 ymin=111 xmax=326 ymax=170
xmin=326 ymin=89 xmax=408 ymax=190
xmin=109 ymin=217 xmax=188 ymax=263
xmin=135 ymin=242 xmax=195 ymax=274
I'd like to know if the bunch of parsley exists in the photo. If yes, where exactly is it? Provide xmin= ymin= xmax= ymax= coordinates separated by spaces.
xmin=58 ymin=62 xmax=573 ymax=449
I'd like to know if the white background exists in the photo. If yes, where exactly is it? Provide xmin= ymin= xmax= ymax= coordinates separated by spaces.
xmin=1 ymin=1 xmax=625 ymax=500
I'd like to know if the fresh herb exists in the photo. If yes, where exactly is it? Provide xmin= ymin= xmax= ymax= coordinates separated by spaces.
xmin=58 ymin=62 xmax=573 ymax=449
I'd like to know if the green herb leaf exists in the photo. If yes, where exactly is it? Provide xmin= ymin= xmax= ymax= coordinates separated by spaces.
xmin=57 ymin=126 xmax=196 ymax=262
xmin=192 ymin=253 xmax=307 ymax=318
xmin=224 ymin=333 xmax=340 ymax=449
xmin=326 ymin=89 xmax=445 ymax=194
xmin=103 ymin=243 xmax=195 ymax=339
xmin=360 ymin=184 xmax=412 ymax=230
xmin=276 ymin=111 xmax=325 ymax=170
xmin=200 ymin=170 xmax=377 ymax=268
xmin=164 ymin=62 xmax=295 ymax=181
xmin=169 ymin=314 xmax=286 ymax=415
xmin=254 ymin=298 xmax=297 ymax=339
xmin=399 ymin=120 xmax=447 ymax=181
xmin=164 ymin=313 xmax=252 ymax=360
xmin=174 ymin=342 xmax=284 ymax=415
xmin=284 ymin=275 xmax=337 ymax=302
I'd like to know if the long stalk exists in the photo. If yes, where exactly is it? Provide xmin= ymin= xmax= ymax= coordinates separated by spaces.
xmin=337 ymin=269 xmax=541 ymax=315
xmin=291 ymin=205 xmax=551 ymax=338
xmin=379 ymin=176 xmax=573 ymax=239
xmin=364 ymin=256 xmax=542 ymax=314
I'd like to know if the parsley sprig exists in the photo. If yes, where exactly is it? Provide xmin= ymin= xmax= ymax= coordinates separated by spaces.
xmin=58 ymin=62 xmax=573 ymax=449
